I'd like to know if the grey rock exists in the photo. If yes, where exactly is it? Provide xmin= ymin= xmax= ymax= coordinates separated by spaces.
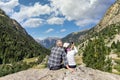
xmin=0 ymin=66 xmax=120 ymax=80
xmin=95 ymin=0 xmax=120 ymax=32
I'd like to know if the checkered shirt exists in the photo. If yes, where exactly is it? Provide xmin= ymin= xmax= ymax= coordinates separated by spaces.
xmin=48 ymin=46 xmax=68 ymax=67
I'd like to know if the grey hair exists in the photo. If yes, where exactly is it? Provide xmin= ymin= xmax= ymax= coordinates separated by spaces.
xmin=56 ymin=40 xmax=62 ymax=47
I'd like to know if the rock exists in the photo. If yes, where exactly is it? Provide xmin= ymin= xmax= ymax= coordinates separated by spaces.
xmin=0 ymin=66 xmax=120 ymax=80
xmin=95 ymin=0 xmax=120 ymax=32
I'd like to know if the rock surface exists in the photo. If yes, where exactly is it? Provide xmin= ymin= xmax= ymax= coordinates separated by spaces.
xmin=0 ymin=66 xmax=120 ymax=80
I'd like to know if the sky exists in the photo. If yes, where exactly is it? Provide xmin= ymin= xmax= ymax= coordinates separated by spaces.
xmin=0 ymin=0 xmax=115 ymax=40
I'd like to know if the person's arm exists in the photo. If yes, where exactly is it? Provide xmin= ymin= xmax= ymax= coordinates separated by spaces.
xmin=66 ymin=65 xmax=75 ymax=72
xmin=74 ymin=46 xmax=78 ymax=53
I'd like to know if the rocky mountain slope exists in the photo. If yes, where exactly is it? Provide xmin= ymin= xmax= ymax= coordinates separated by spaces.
xmin=63 ymin=0 xmax=120 ymax=74
xmin=62 ymin=30 xmax=88 ymax=43
xmin=63 ymin=0 xmax=120 ymax=43
xmin=94 ymin=0 xmax=120 ymax=32
xmin=81 ymin=0 xmax=120 ymax=74
xmin=0 ymin=66 xmax=120 ymax=80
xmin=36 ymin=37 xmax=60 ymax=48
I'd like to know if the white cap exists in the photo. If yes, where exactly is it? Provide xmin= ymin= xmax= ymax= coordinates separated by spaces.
xmin=63 ymin=42 xmax=70 ymax=48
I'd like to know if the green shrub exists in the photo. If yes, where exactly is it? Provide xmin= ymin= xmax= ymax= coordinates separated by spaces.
xmin=114 ymin=59 xmax=120 ymax=64
xmin=114 ymin=65 xmax=120 ymax=72
xmin=83 ymin=36 xmax=112 ymax=72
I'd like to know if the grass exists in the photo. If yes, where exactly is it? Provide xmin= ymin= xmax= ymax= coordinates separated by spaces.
xmin=114 ymin=64 xmax=120 ymax=72
xmin=114 ymin=59 xmax=120 ymax=64
xmin=23 ymin=57 xmax=39 ymax=64
xmin=113 ymin=71 xmax=120 ymax=75
xmin=75 ymin=55 xmax=83 ymax=65
xmin=33 ymin=64 xmax=47 ymax=69
xmin=23 ymin=56 xmax=48 ymax=69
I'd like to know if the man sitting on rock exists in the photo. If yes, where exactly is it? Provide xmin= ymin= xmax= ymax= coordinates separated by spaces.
xmin=48 ymin=40 xmax=74 ymax=72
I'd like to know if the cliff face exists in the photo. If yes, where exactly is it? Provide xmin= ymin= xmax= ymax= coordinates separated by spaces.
xmin=94 ymin=0 xmax=120 ymax=32
xmin=0 ymin=66 xmax=120 ymax=80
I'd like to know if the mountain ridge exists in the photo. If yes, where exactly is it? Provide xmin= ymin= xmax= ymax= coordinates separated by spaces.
xmin=0 ymin=8 xmax=50 ymax=76
xmin=62 ymin=0 xmax=120 ymax=74
xmin=62 ymin=0 xmax=119 ymax=43
xmin=36 ymin=37 xmax=60 ymax=48
xmin=94 ymin=0 xmax=120 ymax=32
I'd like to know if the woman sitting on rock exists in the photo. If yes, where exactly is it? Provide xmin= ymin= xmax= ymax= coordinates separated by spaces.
xmin=63 ymin=42 xmax=78 ymax=68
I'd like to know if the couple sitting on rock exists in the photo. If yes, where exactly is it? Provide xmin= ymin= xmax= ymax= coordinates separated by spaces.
xmin=48 ymin=40 xmax=78 ymax=72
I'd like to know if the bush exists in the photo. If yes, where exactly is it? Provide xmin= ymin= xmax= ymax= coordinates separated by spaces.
xmin=114 ymin=65 xmax=120 ymax=72
xmin=83 ymin=36 xmax=112 ymax=72
xmin=0 ymin=61 xmax=30 ymax=77
xmin=114 ymin=59 xmax=120 ymax=64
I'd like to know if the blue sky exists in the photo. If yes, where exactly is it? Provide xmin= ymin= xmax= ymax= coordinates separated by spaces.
xmin=0 ymin=0 xmax=115 ymax=40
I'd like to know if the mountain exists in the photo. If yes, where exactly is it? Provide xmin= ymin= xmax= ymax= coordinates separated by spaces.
xmin=0 ymin=66 xmax=120 ymax=80
xmin=62 ymin=30 xmax=89 ymax=43
xmin=82 ymin=0 xmax=120 ymax=74
xmin=0 ymin=8 xmax=50 ymax=76
xmin=62 ymin=0 xmax=120 ymax=74
xmin=36 ymin=37 xmax=60 ymax=48
xmin=94 ymin=0 xmax=120 ymax=32
xmin=63 ymin=0 xmax=120 ymax=44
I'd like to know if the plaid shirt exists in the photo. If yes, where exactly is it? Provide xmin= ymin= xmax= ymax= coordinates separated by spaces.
xmin=48 ymin=46 xmax=68 ymax=67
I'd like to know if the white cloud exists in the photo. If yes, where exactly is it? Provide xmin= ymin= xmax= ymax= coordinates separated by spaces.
xmin=0 ymin=1 xmax=52 ymax=28
xmin=0 ymin=0 xmax=114 ymax=28
xmin=76 ymin=19 xmax=99 ymax=27
xmin=11 ymin=3 xmax=51 ymax=23
xmin=22 ymin=18 xmax=43 ymax=28
xmin=47 ymin=17 xmax=65 ymax=25
xmin=45 ymin=28 xmax=54 ymax=33
xmin=0 ymin=0 xmax=19 ymax=14
xmin=50 ymin=0 xmax=114 ymax=26
xmin=60 ymin=29 xmax=66 ymax=32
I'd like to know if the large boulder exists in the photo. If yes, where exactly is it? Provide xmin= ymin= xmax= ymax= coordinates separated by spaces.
xmin=0 ymin=66 xmax=120 ymax=80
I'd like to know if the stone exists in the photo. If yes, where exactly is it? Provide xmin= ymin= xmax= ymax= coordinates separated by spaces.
xmin=0 ymin=66 xmax=120 ymax=80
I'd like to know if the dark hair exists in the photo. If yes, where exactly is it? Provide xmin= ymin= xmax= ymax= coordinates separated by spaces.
xmin=71 ymin=42 xmax=74 ymax=44
xmin=64 ymin=48 xmax=67 ymax=53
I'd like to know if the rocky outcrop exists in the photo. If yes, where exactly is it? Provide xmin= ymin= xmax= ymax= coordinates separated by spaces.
xmin=0 ymin=66 xmax=120 ymax=80
xmin=95 ymin=0 xmax=120 ymax=32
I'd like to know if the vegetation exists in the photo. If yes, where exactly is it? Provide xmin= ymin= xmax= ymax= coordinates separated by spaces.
xmin=0 ymin=9 xmax=50 ymax=76
xmin=114 ymin=59 xmax=120 ymax=65
xmin=62 ymin=30 xmax=88 ymax=43
xmin=83 ymin=35 xmax=112 ymax=72
xmin=0 ymin=61 xmax=30 ymax=77
xmin=114 ymin=64 xmax=120 ymax=72
xmin=83 ymin=23 xmax=120 ymax=73
xmin=111 ymin=41 xmax=120 ymax=56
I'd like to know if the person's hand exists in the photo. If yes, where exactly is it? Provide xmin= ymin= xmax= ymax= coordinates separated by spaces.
xmin=66 ymin=65 xmax=75 ymax=72
xmin=68 ymin=68 xmax=75 ymax=72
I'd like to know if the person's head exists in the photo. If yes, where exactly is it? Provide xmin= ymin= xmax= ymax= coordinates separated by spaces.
xmin=63 ymin=42 xmax=70 ymax=53
xmin=63 ymin=42 xmax=70 ymax=48
xmin=56 ymin=40 xmax=63 ymax=47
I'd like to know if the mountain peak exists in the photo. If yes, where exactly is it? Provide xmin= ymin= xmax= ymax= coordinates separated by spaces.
xmin=94 ymin=0 xmax=120 ymax=32
xmin=36 ymin=37 xmax=60 ymax=48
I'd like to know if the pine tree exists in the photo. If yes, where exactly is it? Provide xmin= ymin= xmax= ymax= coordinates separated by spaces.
xmin=83 ymin=35 xmax=112 ymax=72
